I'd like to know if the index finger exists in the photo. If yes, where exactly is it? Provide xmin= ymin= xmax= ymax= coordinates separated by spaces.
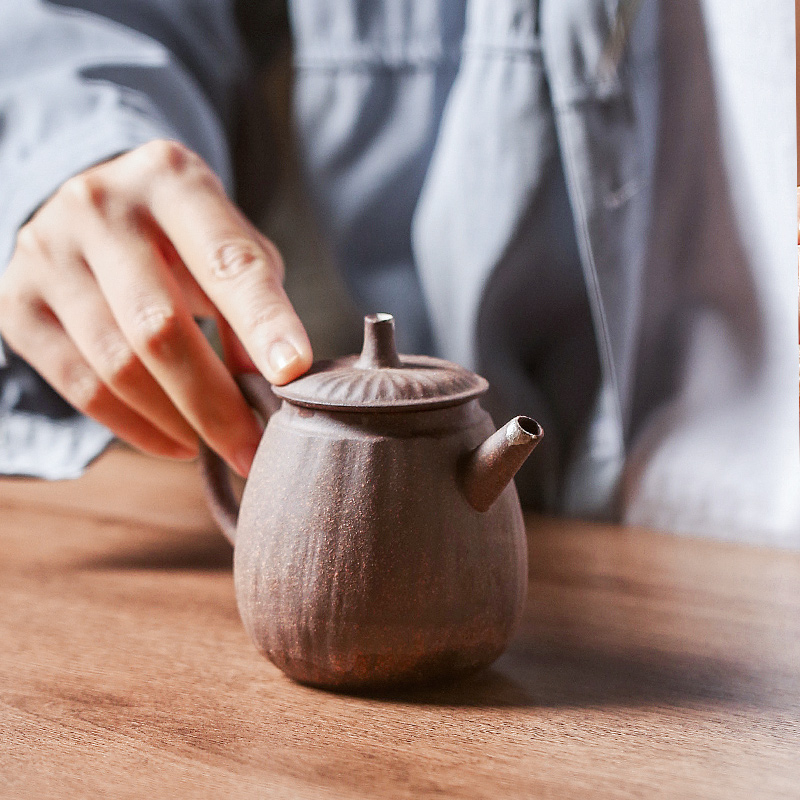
xmin=141 ymin=143 xmax=313 ymax=385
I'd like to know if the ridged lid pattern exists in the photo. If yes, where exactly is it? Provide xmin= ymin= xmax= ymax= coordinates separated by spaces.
xmin=272 ymin=314 xmax=488 ymax=411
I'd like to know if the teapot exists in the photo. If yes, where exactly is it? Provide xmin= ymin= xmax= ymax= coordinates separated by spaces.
xmin=200 ymin=313 xmax=542 ymax=690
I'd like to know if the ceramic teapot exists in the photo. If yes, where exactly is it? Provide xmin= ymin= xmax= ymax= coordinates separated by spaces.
xmin=200 ymin=313 xmax=542 ymax=690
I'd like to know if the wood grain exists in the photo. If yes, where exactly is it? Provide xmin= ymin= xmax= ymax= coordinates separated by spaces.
xmin=1 ymin=447 xmax=799 ymax=799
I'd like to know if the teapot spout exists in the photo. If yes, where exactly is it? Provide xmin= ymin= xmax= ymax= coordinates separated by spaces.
xmin=462 ymin=417 xmax=543 ymax=512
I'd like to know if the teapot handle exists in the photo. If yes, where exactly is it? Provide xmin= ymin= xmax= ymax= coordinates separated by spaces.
xmin=199 ymin=373 xmax=280 ymax=546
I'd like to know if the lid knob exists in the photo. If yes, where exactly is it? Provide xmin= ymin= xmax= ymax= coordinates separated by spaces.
xmin=356 ymin=313 xmax=402 ymax=369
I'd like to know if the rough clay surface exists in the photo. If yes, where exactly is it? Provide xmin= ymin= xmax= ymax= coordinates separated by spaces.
xmin=234 ymin=400 xmax=528 ymax=690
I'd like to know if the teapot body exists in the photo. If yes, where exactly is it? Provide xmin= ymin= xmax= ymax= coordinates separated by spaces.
xmin=234 ymin=399 xmax=528 ymax=690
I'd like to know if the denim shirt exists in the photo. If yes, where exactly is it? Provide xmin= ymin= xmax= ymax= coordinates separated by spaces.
xmin=1 ymin=0 xmax=797 ymax=545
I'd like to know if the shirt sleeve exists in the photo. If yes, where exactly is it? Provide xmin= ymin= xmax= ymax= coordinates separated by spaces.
xmin=0 ymin=0 xmax=249 ymax=272
xmin=0 ymin=0 xmax=248 ymax=476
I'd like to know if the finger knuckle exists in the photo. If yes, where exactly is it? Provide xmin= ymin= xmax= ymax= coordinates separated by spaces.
xmin=141 ymin=139 xmax=198 ymax=176
xmin=63 ymin=173 xmax=108 ymax=214
xmin=95 ymin=330 xmax=138 ymax=387
xmin=61 ymin=361 xmax=102 ymax=411
xmin=129 ymin=300 xmax=182 ymax=358
xmin=14 ymin=221 xmax=50 ymax=259
xmin=208 ymin=239 xmax=270 ymax=282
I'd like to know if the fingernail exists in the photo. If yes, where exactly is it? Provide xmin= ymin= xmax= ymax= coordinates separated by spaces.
xmin=234 ymin=439 xmax=260 ymax=477
xmin=268 ymin=339 xmax=301 ymax=377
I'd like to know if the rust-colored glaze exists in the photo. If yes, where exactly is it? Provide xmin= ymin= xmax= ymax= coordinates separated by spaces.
xmin=200 ymin=313 xmax=542 ymax=690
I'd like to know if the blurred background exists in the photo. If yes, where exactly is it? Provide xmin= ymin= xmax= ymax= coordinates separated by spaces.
xmin=233 ymin=3 xmax=364 ymax=361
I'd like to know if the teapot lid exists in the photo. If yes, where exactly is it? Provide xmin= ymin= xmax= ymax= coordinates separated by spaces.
xmin=271 ymin=313 xmax=488 ymax=412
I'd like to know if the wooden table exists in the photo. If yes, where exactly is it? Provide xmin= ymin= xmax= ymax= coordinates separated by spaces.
xmin=1 ymin=448 xmax=799 ymax=799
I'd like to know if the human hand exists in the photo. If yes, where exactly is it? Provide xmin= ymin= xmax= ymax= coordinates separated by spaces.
xmin=0 ymin=140 xmax=313 ymax=476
